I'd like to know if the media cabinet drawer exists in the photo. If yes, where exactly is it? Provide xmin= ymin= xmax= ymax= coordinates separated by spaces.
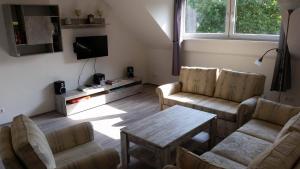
xmin=66 ymin=94 xmax=107 ymax=115
xmin=61 ymin=84 xmax=143 ymax=116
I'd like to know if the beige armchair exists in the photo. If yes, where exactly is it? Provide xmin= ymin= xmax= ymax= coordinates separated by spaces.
xmin=157 ymin=67 xmax=265 ymax=138
xmin=0 ymin=115 xmax=120 ymax=169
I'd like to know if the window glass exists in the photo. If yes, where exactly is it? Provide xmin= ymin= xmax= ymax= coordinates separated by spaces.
xmin=235 ymin=0 xmax=281 ymax=35
xmin=185 ymin=0 xmax=227 ymax=33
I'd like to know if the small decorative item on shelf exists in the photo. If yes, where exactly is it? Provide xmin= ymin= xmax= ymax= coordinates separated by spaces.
xmin=74 ymin=9 xmax=81 ymax=24
xmin=88 ymin=14 xmax=95 ymax=24
xmin=96 ymin=9 xmax=103 ymax=18
xmin=12 ymin=21 xmax=26 ymax=44
xmin=64 ymin=18 xmax=72 ymax=25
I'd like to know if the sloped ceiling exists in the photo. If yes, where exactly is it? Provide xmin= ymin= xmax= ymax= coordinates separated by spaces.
xmin=102 ymin=0 xmax=173 ymax=49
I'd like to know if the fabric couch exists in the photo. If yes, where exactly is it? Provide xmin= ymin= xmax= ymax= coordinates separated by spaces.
xmin=157 ymin=67 xmax=266 ymax=138
xmin=163 ymin=98 xmax=300 ymax=169
xmin=0 ymin=115 xmax=120 ymax=169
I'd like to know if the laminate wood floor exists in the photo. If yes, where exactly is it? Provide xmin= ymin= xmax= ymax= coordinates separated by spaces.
xmin=0 ymin=84 xmax=160 ymax=169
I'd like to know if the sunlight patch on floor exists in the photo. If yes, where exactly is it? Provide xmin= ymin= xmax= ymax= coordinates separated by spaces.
xmin=68 ymin=105 xmax=127 ymax=121
xmin=91 ymin=117 xmax=125 ymax=140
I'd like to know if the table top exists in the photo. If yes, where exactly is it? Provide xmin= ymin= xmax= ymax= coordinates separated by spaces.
xmin=121 ymin=105 xmax=216 ymax=148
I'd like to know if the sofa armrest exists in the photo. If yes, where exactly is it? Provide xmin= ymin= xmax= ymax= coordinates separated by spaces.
xmin=237 ymin=96 xmax=259 ymax=127
xmin=156 ymin=82 xmax=181 ymax=110
xmin=46 ymin=122 xmax=94 ymax=154
xmin=57 ymin=148 xmax=120 ymax=169
xmin=163 ymin=165 xmax=181 ymax=169
xmin=176 ymin=147 xmax=223 ymax=169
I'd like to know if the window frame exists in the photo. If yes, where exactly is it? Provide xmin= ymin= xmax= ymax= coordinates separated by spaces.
xmin=183 ymin=0 xmax=280 ymax=41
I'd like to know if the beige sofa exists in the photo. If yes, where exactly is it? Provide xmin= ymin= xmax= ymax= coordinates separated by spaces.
xmin=157 ymin=67 xmax=266 ymax=138
xmin=164 ymin=98 xmax=300 ymax=169
xmin=0 ymin=115 xmax=120 ymax=169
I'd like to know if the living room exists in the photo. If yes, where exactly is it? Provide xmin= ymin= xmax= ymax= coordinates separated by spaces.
xmin=0 ymin=0 xmax=300 ymax=169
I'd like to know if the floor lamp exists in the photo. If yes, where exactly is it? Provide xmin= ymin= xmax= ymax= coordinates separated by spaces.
xmin=255 ymin=0 xmax=300 ymax=102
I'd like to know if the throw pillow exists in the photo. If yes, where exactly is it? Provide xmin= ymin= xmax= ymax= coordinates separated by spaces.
xmin=253 ymin=98 xmax=300 ymax=126
xmin=11 ymin=115 xmax=56 ymax=169
xmin=179 ymin=66 xmax=217 ymax=97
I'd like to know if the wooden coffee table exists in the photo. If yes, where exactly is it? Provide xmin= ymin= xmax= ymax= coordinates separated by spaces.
xmin=120 ymin=105 xmax=217 ymax=169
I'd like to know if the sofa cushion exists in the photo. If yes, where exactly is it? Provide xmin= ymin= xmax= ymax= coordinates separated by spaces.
xmin=238 ymin=119 xmax=282 ymax=142
xmin=214 ymin=69 xmax=265 ymax=103
xmin=194 ymin=98 xmax=240 ymax=122
xmin=211 ymin=132 xmax=272 ymax=166
xmin=11 ymin=115 xmax=56 ymax=169
xmin=164 ymin=92 xmax=211 ymax=108
xmin=200 ymin=152 xmax=247 ymax=169
xmin=164 ymin=92 xmax=239 ymax=122
xmin=276 ymin=113 xmax=300 ymax=141
xmin=0 ymin=126 xmax=24 ymax=169
xmin=253 ymin=98 xmax=300 ymax=126
xmin=248 ymin=131 xmax=300 ymax=169
xmin=54 ymin=142 xmax=101 ymax=168
xmin=179 ymin=67 xmax=217 ymax=97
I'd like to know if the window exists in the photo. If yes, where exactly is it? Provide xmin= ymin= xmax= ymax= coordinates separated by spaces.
xmin=185 ymin=0 xmax=281 ymax=40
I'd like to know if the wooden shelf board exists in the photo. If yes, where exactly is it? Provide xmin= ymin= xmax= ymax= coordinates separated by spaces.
xmin=61 ymin=23 xmax=105 ymax=29
xmin=61 ymin=18 xmax=105 ymax=29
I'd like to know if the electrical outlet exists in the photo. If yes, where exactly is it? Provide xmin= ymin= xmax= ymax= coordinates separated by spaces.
xmin=0 ymin=108 xmax=4 ymax=114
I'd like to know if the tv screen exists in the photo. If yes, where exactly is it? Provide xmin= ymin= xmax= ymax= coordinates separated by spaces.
xmin=73 ymin=36 xmax=108 ymax=60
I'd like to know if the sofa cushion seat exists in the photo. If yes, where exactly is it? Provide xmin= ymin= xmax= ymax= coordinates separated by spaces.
xmin=237 ymin=119 xmax=282 ymax=142
xmin=193 ymin=98 xmax=239 ymax=122
xmin=210 ymin=132 xmax=272 ymax=166
xmin=164 ymin=92 xmax=211 ymax=108
xmin=164 ymin=92 xmax=239 ymax=122
xmin=200 ymin=152 xmax=247 ymax=169
xmin=54 ymin=142 xmax=101 ymax=168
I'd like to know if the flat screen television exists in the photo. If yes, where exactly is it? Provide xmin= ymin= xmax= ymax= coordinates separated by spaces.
xmin=73 ymin=36 xmax=108 ymax=60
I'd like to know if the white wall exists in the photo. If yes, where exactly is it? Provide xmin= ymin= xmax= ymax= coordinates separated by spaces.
xmin=102 ymin=0 xmax=171 ymax=49
xmin=145 ymin=48 xmax=177 ymax=84
xmin=0 ymin=0 xmax=146 ymax=124
xmin=144 ymin=0 xmax=174 ymax=41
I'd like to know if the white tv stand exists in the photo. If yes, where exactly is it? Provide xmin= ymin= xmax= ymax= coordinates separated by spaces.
xmin=55 ymin=78 xmax=142 ymax=116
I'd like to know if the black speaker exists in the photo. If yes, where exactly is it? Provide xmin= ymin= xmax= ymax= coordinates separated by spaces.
xmin=54 ymin=81 xmax=66 ymax=95
xmin=127 ymin=66 xmax=134 ymax=78
xmin=93 ymin=73 xmax=105 ymax=85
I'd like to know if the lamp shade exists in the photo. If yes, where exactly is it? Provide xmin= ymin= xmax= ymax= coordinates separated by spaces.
xmin=278 ymin=0 xmax=300 ymax=10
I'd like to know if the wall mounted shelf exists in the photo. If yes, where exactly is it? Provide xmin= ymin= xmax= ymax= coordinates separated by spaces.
xmin=2 ymin=4 xmax=63 ymax=57
xmin=61 ymin=18 xmax=105 ymax=29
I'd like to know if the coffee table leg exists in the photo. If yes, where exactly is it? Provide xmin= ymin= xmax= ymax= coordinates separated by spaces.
xmin=157 ymin=148 xmax=171 ymax=169
xmin=121 ymin=132 xmax=129 ymax=169
xmin=209 ymin=117 xmax=217 ymax=149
